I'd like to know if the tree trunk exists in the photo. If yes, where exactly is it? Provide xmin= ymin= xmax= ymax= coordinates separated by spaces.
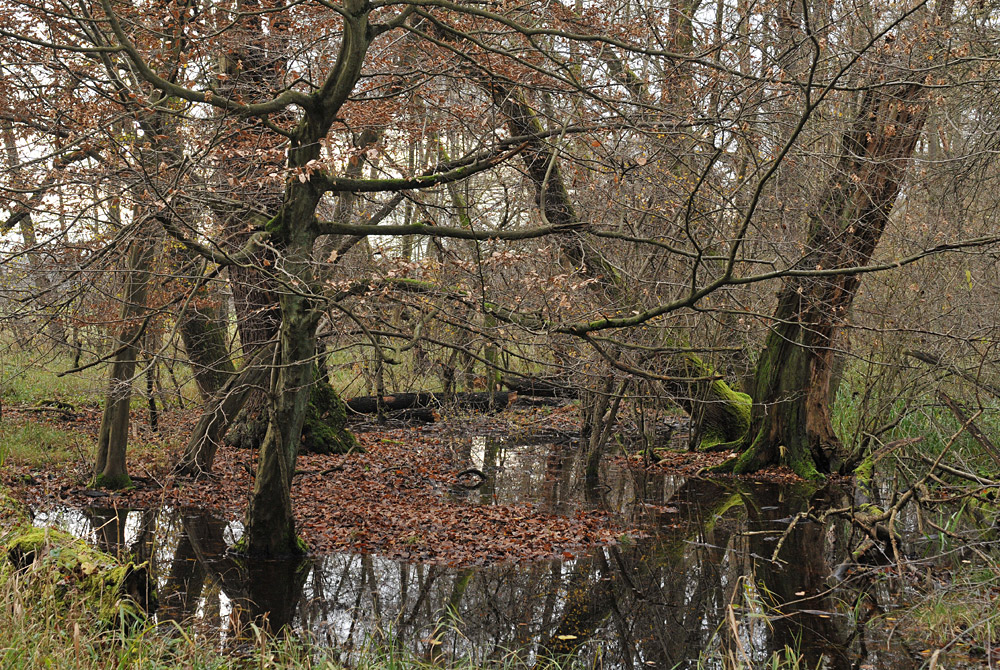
xmin=93 ymin=222 xmax=159 ymax=489
xmin=177 ymin=284 xmax=236 ymax=402
xmin=174 ymin=349 xmax=271 ymax=476
xmin=732 ymin=0 xmax=953 ymax=478
xmin=228 ymin=370 xmax=358 ymax=454
xmin=675 ymin=354 xmax=751 ymax=453
xmin=490 ymin=85 xmax=749 ymax=451
xmin=237 ymin=260 xmax=318 ymax=557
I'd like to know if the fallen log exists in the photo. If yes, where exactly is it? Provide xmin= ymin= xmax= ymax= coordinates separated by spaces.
xmin=383 ymin=408 xmax=440 ymax=423
xmin=345 ymin=391 xmax=516 ymax=414
xmin=502 ymin=375 xmax=577 ymax=398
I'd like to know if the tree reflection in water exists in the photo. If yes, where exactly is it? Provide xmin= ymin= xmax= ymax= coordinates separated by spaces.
xmin=39 ymin=434 xmax=920 ymax=669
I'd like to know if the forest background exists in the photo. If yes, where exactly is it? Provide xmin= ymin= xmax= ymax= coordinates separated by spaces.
xmin=0 ymin=0 xmax=999 ymax=560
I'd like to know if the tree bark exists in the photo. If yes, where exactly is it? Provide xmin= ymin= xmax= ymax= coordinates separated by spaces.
xmin=238 ymin=239 xmax=320 ymax=557
xmin=174 ymin=347 xmax=271 ymax=476
xmin=235 ymin=2 xmax=373 ymax=553
xmin=732 ymin=0 xmax=954 ymax=478
xmin=93 ymin=221 xmax=160 ymax=489
xmin=177 ymin=282 xmax=236 ymax=402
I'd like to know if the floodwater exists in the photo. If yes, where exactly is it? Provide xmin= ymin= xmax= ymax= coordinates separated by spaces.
xmin=30 ymin=433 xmax=940 ymax=669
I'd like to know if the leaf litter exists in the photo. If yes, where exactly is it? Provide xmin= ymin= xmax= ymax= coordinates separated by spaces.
xmin=3 ymin=405 xmax=634 ymax=566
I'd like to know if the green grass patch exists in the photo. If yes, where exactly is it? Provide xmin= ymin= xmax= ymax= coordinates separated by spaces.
xmin=1 ymin=352 xmax=105 ymax=407
xmin=1 ymin=344 xmax=204 ymax=414
xmin=0 ymin=420 xmax=81 ymax=468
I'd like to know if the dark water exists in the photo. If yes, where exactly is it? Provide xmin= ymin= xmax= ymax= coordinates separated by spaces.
xmin=31 ymin=435 xmax=931 ymax=669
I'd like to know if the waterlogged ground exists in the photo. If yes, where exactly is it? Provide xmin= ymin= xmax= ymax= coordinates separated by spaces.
xmin=10 ymin=414 xmax=982 ymax=669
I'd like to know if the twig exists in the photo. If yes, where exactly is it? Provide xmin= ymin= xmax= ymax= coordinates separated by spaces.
xmin=918 ymin=455 xmax=998 ymax=486
xmin=770 ymin=510 xmax=808 ymax=563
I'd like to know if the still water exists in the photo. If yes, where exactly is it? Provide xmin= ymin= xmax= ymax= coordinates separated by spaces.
xmin=31 ymin=434 xmax=929 ymax=669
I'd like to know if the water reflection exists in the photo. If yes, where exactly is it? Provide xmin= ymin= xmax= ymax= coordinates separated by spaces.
xmin=31 ymin=435 xmax=924 ymax=669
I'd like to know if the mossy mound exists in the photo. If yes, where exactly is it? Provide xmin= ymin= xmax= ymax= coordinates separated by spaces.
xmin=227 ymin=372 xmax=358 ymax=455
xmin=673 ymin=354 xmax=753 ymax=453
xmin=4 ymin=526 xmax=156 ymax=624
xmin=302 ymin=375 xmax=358 ymax=455
xmin=695 ymin=380 xmax=752 ymax=452
xmin=91 ymin=472 xmax=133 ymax=490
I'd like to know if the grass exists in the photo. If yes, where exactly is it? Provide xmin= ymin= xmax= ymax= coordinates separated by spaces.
xmin=0 ymin=347 xmax=106 ymax=407
xmin=688 ymin=646 xmax=818 ymax=670
xmin=0 ymin=570 xmax=591 ymax=670
xmin=890 ymin=566 xmax=999 ymax=658
xmin=833 ymin=359 xmax=1000 ymax=476
xmin=0 ymin=340 xmax=204 ymax=414
xmin=0 ymin=420 xmax=82 ymax=468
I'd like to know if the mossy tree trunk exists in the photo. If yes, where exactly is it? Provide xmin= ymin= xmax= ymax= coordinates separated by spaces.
xmin=731 ymin=2 xmax=952 ymax=478
xmin=240 ymin=278 xmax=319 ymax=557
xmin=226 ymin=366 xmax=357 ymax=455
xmin=488 ymin=82 xmax=751 ymax=451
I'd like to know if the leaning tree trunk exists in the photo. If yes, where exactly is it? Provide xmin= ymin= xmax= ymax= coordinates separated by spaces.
xmin=177 ymin=284 xmax=236 ymax=402
xmin=93 ymin=221 xmax=159 ymax=489
xmin=492 ymin=86 xmax=750 ymax=449
xmin=174 ymin=345 xmax=271 ymax=476
xmin=731 ymin=0 xmax=953 ymax=478
xmin=178 ymin=5 xmax=287 ymax=472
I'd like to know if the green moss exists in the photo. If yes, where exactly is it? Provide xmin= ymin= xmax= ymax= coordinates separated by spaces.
xmin=301 ymin=374 xmax=358 ymax=455
xmin=91 ymin=472 xmax=133 ymax=490
xmin=856 ymin=502 xmax=884 ymax=517
xmin=230 ymin=534 xmax=248 ymax=555
xmin=711 ymin=427 xmax=826 ymax=482
xmin=784 ymin=442 xmax=825 ymax=482
xmin=263 ymin=213 xmax=284 ymax=236
xmin=227 ymin=372 xmax=359 ymax=455
xmin=696 ymin=380 xmax=752 ymax=451
xmin=5 ymin=527 xmax=155 ymax=624
xmin=681 ymin=354 xmax=753 ymax=452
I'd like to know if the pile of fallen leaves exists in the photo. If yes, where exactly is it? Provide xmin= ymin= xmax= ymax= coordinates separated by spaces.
xmin=4 ymin=409 xmax=630 ymax=566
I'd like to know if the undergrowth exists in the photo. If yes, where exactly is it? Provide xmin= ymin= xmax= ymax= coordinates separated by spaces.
xmin=0 ymin=420 xmax=81 ymax=468
xmin=833 ymin=359 xmax=1000 ymax=476
xmin=893 ymin=567 xmax=1000 ymax=656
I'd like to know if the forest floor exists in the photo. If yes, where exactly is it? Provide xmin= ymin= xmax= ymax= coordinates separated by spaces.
xmin=1 ymin=398 xmax=801 ymax=565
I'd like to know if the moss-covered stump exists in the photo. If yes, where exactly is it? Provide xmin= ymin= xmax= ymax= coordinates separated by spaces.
xmin=4 ymin=527 xmax=156 ymax=624
xmin=227 ymin=373 xmax=358 ymax=455
xmin=668 ymin=353 xmax=752 ymax=454
xmin=91 ymin=472 xmax=133 ymax=491
xmin=694 ymin=379 xmax=752 ymax=452
xmin=302 ymin=376 xmax=358 ymax=455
